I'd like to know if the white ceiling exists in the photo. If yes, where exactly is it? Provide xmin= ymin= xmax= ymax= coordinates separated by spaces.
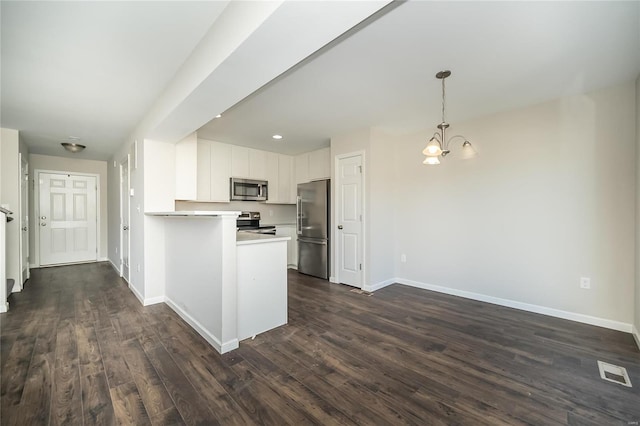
xmin=2 ymin=1 xmax=639 ymax=160
xmin=1 ymin=1 xmax=229 ymax=160
xmin=198 ymin=1 xmax=640 ymax=155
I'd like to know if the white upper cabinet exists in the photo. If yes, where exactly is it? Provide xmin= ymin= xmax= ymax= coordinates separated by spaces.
xmin=177 ymin=135 xmax=296 ymax=204
xmin=231 ymin=145 xmax=250 ymax=178
xmin=176 ymin=135 xmax=231 ymax=202
xmin=210 ymin=141 xmax=231 ymax=202
xmin=266 ymin=152 xmax=279 ymax=204
xmin=175 ymin=133 xmax=198 ymax=200
xmin=279 ymin=154 xmax=294 ymax=204
xmin=295 ymin=147 xmax=331 ymax=185
xmin=267 ymin=152 xmax=294 ymax=204
xmin=248 ymin=148 xmax=267 ymax=180
xmin=295 ymin=153 xmax=309 ymax=185
xmin=196 ymin=139 xmax=232 ymax=202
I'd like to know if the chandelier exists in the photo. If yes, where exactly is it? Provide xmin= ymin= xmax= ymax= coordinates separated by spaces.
xmin=423 ymin=70 xmax=474 ymax=165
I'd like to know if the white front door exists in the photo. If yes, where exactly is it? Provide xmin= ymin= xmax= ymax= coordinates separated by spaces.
xmin=19 ymin=154 xmax=29 ymax=285
xmin=337 ymin=154 xmax=363 ymax=288
xmin=120 ymin=157 xmax=130 ymax=282
xmin=39 ymin=172 xmax=97 ymax=266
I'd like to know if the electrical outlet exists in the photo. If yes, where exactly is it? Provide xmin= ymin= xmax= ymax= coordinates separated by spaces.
xmin=401 ymin=254 xmax=407 ymax=263
xmin=580 ymin=277 xmax=591 ymax=289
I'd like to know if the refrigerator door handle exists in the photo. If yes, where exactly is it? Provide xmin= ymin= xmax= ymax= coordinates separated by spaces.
xmin=296 ymin=196 xmax=302 ymax=235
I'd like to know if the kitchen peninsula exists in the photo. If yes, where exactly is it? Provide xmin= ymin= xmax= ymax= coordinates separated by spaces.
xmin=145 ymin=211 xmax=289 ymax=353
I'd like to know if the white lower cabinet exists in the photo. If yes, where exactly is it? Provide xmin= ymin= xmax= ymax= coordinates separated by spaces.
xmin=276 ymin=225 xmax=298 ymax=268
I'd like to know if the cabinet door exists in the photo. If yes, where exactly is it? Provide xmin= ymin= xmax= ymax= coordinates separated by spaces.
xmin=249 ymin=148 xmax=267 ymax=180
xmin=210 ymin=141 xmax=231 ymax=202
xmin=266 ymin=152 xmax=279 ymax=204
xmin=196 ymin=140 xmax=212 ymax=201
xmin=295 ymin=153 xmax=309 ymax=185
xmin=308 ymin=147 xmax=330 ymax=181
xmin=175 ymin=133 xmax=198 ymax=200
xmin=278 ymin=154 xmax=293 ymax=204
xmin=276 ymin=225 xmax=298 ymax=268
xmin=231 ymin=146 xmax=249 ymax=178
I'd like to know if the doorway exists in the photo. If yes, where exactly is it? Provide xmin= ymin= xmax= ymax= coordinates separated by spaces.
xmin=36 ymin=171 xmax=98 ymax=266
xmin=18 ymin=154 xmax=29 ymax=288
xmin=120 ymin=156 xmax=130 ymax=283
xmin=335 ymin=153 xmax=364 ymax=288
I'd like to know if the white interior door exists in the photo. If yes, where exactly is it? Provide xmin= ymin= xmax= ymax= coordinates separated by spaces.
xmin=337 ymin=154 xmax=363 ymax=287
xmin=19 ymin=155 xmax=29 ymax=284
xmin=39 ymin=172 xmax=97 ymax=266
xmin=121 ymin=158 xmax=130 ymax=282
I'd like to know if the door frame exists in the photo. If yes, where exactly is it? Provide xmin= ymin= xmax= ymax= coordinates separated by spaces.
xmin=120 ymin=155 xmax=131 ymax=283
xmin=17 ymin=153 xmax=29 ymax=290
xmin=332 ymin=150 xmax=366 ymax=289
xmin=33 ymin=169 xmax=101 ymax=268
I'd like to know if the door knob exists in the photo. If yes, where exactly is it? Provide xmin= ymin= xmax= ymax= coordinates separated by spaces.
xmin=41 ymin=222 xmax=46 ymax=226
xmin=123 ymin=225 xmax=129 ymax=231
xmin=22 ymin=227 xmax=27 ymax=231
xmin=338 ymin=225 xmax=343 ymax=229
xmin=41 ymin=216 xmax=46 ymax=220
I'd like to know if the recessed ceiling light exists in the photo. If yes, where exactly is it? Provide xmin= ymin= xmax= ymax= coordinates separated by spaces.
xmin=272 ymin=134 xmax=283 ymax=140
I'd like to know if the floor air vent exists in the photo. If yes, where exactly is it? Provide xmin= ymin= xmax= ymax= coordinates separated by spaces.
xmin=597 ymin=360 xmax=632 ymax=387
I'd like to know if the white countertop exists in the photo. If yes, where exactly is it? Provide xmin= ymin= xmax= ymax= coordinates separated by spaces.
xmin=236 ymin=233 xmax=291 ymax=245
xmin=146 ymin=211 xmax=241 ymax=217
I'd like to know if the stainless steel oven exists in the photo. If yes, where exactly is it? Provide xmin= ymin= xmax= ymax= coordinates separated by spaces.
xmin=230 ymin=178 xmax=268 ymax=201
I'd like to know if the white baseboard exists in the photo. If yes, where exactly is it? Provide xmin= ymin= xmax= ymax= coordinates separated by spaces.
xmin=143 ymin=295 xmax=165 ymax=306
xmin=129 ymin=284 xmax=145 ymax=305
xmin=363 ymin=278 xmax=395 ymax=292
xmin=108 ymin=259 xmax=121 ymax=275
xmin=329 ymin=276 xmax=337 ymax=284
xmin=164 ymin=297 xmax=239 ymax=354
xmin=98 ymin=257 xmax=108 ymax=262
xmin=633 ymin=325 xmax=640 ymax=351
xmin=29 ymin=263 xmax=37 ymax=269
xmin=396 ymin=278 xmax=633 ymax=333
xmin=0 ymin=302 xmax=8 ymax=313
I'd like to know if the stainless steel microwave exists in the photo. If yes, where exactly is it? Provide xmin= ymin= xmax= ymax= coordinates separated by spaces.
xmin=230 ymin=178 xmax=268 ymax=201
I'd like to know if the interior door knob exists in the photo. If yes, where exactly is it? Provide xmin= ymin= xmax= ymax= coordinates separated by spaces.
xmin=123 ymin=225 xmax=129 ymax=231
xmin=22 ymin=227 xmax=27 ymax=231
xmin=337 ymin=225 xmax=343 ymax=229
xmin=41 ymin=222 xmax=46 ymax=226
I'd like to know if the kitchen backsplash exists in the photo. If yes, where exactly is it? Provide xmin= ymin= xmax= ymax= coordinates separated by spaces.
xmin=175 ymin=201 xmax=296 ymax=225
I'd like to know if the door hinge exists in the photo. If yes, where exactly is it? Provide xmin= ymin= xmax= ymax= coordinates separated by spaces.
xmin=358 ymin=165 xmax=362 ymax=173
xmin=359 ymin=263 xmax=362 ymax=270
xmin=360 ymin=214 xmax=362 ymax=222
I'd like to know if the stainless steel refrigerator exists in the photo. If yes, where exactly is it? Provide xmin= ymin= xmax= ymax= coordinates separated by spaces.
xmin=297 ymin=179 xmax=330 ymax=279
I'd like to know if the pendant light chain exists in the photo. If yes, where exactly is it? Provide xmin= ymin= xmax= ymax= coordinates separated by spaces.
xmin=441 ymin=75 xmax=446 ymax=124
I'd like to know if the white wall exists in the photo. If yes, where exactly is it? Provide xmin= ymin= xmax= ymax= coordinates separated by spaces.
xmin=393 ymin=81 xmax=636 ymax=326
xmin=29 ymin=154 xmax=108 ymax=263
xmin=1 ymin=128 xmax=21 ymax=283
xmin=635 ymin=74 xmax=640 ymax=345
xmin=108 ymin=138 xmax=144 ymax=299
xmin=368 ymin=128 xmax=396 ymax=287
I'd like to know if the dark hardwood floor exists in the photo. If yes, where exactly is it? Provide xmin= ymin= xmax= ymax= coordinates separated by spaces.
xmin=1 ymin=262 xmax=639 ymax=425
